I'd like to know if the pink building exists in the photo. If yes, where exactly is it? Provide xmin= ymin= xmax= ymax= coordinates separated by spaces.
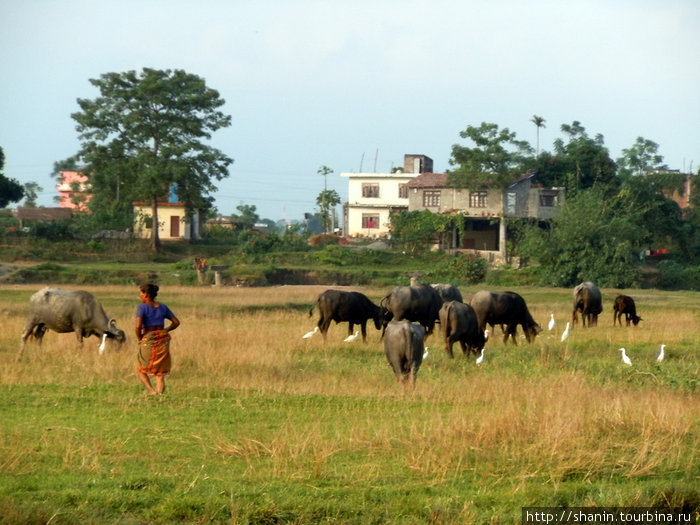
xmin=57 ymin=170 xmax=91 ymax=211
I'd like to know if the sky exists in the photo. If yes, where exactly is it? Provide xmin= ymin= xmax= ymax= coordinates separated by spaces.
xmin=1 ymin=0 xmax=699 ymax=223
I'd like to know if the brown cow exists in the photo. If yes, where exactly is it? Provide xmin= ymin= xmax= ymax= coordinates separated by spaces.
xmin=613 ymin=295 xmax=642 ymax=326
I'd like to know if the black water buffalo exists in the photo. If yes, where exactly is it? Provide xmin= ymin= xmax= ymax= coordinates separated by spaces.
xmin=439 ymin=300 xmax=485 ymax=358
xmin=431 ymin=283 xmax=463 ymax=303
xmin=311 ymin=289 xmax=382 ymax=342
xmin=20 ymin=287 xmax=127 ymax=355
xmin=469 ymin=290 xmax=541 ymax=344
xmin=572 ymin=281 xmax=602 ymax=327
xmin=613 ymin=294 xmax=642 ymax=326
xmin=381 ymin=284 xmax=443 ymax=336
xmin=383 ymin=320 xmax=425 ymax=389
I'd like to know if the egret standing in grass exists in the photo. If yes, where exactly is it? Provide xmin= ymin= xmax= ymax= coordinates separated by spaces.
xmin=656 ymin=344 xmax=666 ymax=362
xmin=344 ymin=330 xmax=360 ymax=343
xmin=560 ymin=322 xmax=570 ymax=342
xmin=423 ymin=347 xmax=429 ymax=360
xmin=619 ymin=347 xmax=633 ymax=366
xmin=302 ymin=326 xmax=318 ymax=339
xmin=548 ymin=313 xmax=555 ymax=332
xmin=476 ymin=348 xmax=485 ymax=365
xmin=98 ymin=333 xmax=108 ymax=355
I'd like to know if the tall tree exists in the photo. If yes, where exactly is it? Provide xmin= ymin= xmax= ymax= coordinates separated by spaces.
xmin=617 ymin=137 xmax=666 ymax=177
xmin=447 ymin=122 xmax=532 ymax=190
xmin=22 ymin=182 xmax=43 ymax=207
xmin=316 ymin=189 xmax=340 ymax=233
xmin=530 ymin=115 xmax=546 ymax=157
xmin=0 ymin=147 xmax=25 ymax=208
xmin=71 ymin=68 xmax=233 ymax=250
xmin=553 ymin=121 xmax=617 ymax=193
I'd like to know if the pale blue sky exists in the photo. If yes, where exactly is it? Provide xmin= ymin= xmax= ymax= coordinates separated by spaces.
xmin=1 ymin=0 xmax=698 ymax=221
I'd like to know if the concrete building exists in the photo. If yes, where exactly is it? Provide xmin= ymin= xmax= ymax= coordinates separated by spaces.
xmin=341 ymin=154 xmax=432 ymax=237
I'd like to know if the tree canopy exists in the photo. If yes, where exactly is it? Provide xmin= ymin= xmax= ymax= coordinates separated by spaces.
xmin=0 ymin=147 xmax=25 ymax=208
xmin=70 ymin=68 xmax=233 ymax=250
xmin=447 ymin=122 xmax=532 ymax=190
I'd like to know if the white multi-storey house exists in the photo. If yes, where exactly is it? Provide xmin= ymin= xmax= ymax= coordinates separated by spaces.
xmin=341 ymin=154 xmax=433 ymax=237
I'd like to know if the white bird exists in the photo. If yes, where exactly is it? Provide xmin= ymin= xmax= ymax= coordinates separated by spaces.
xmin=476 ymin=348 xmax=485 ymax=365
xmin=560 ymin=322 xmax=570 ymax=342
xmin=619 ymin=347 xmax=633 ymax=366
xmin=484 ymin=329 xmax=490 ymax=342
xmin=548 ymin=313 xmax=556 ymax=332
xmin=302 ymin=327 xmax=319 ymax=339
xmin=423 ymin=347 xmax=429 ymax=360
xmin=343 ymin=330 xmax=360 ymax=343
xmin=98 ymin=333 xmax=108 ymax=355
xmin=656 ymin=344 xmax=666 ymax=362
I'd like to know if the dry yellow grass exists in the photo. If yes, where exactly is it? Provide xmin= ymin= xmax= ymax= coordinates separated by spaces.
xmin=1 ymin=283 xmax=698 ymax=521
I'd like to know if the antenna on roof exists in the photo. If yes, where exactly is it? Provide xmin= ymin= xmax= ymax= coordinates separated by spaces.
xmin=359 ymin=152 xmax=364 ymax=172
xmin=373 ymin=149 xmax=378 ymax=172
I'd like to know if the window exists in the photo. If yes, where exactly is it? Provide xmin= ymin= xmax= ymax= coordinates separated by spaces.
xmin=423 ymin=190 xmax=441 ymax=207
xmin=362 ymin=183 xmax=380 ymax=198
xmin=539 ymin=194 xmax=556 ymax=207
xmin=469 ymin=191 xmax=488 ymax=208
xmin=398 ymin=184 xmax=408 ymax=199
xmin=362 ymin=214 xmax=379 ymax=229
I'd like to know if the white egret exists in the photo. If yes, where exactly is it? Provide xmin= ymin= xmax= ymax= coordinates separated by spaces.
xmin=484 ymin=329 xmax=490 ymax=342
xmin=548 ymin=313 xmax=555 ymax=332
xmin=656 ymin=344 xmax=666 ymax=362
xmin=560 ymin=322 xmax=570 ymax=342
xmin=619 ymin=347 xmax=632 ymax=366
xmin=343 ymin=330 xmax=360 ymax=343
xmin=476 ymin=348 xmax=485 ymax=365
xmin=98 ymin=333 xmax=108 ymax=355
xmin=423 ymin=347 xmax=429 ymax=360
xmin=302 ymin=327 xmax=318 ymax=339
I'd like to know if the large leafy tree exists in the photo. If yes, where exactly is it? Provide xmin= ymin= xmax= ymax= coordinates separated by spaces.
xmin=0 ymin=147 xmax=25 ymax=208
xmin=521 ymin=188 xmax=644 ymax=287
xmin=447 ymin=122 xmax=532 ymax=190
xmin=552 ymin=121 xmax=617 ymax=193
xmin=617 ymin=137 xmax=666 ymax=177
xmin=71 ymin=68 xmax=233 ymax=250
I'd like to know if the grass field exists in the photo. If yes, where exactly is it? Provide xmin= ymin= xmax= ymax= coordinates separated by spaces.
xmin=0 ymin=284 xmax=698 ymax=524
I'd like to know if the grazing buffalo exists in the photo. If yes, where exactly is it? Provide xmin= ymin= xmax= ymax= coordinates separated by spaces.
xmin=311 ymin=289 xmax=382 ymax=342
xmin=383 ymin=320 xmax=425 ymax=389
xmin=431 ymin=283 xmax=463 ymax=303
xmin=469 ymin=290 xmax=541 ymax=344
xmin=21 ymin=287 xmax=126 ymax=354
xmin=439 ymin=300 xmax=485 ymax=358
xmin=613 ymin=295 xmax=642 ymax=326
xmin=381 ymin=284 xmax=443 ymax=336
xmin=572 ymin=282 xmax=602 ymax=327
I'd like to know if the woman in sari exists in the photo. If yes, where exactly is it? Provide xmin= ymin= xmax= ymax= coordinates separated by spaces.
xmin=135 ymin=283 xmax=180 ymax=395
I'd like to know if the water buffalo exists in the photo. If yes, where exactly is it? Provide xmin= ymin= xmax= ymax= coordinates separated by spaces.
xmin=20 ymin=287 xmax=126 ymax=354
xmin=469 ymin=290 xmax=541 ymax=344
xmin=381 ymin=284 xmax=443 ymax=336
xmin=383 ymin=319 xmax=425 ymax=389
xmin=572 ymin=282 xmax=602 ymax=327
xmin=613 ymin=294 xmax=642 ymax=326
xmin=310 ymin=289 xmax=382 ymax=342
xmin=439 ymin=300 xmax=485 ymax=358
xmin=431 ymin=283 xmax=463 ymax=303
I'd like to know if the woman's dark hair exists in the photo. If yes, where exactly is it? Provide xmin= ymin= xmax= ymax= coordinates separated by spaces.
xmin=139 ymin=283 xmax=159 ymax=299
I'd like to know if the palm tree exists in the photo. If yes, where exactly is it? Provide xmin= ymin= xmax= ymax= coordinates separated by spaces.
xmin=531 ymin=115 xmax=546 ymax=156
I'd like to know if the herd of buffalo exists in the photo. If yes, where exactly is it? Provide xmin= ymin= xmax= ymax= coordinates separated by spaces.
xmin=308 ymin=280 xmax=642 ymax=388
xmin=18 ymin=281 xmax=642 ymax=389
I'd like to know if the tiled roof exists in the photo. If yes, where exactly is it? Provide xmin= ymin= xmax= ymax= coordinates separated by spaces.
xmin=405 ymin=172 xmax=449 ymax=188
xmin=14 ymin=207 xmax=74 ymax=221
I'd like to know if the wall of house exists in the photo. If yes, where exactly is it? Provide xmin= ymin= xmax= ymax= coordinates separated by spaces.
xmin=342 ymin=172 xmax=415 ymax=237
xmin=133 ymin=203 xmax=192 ymax=240
xmin=57 ymin=171 xmax=92 ymax=210
xmin=408 ymin=187 xmax=503 ymax=217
